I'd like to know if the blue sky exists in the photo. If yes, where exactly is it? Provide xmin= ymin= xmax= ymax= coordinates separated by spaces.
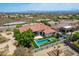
xmin=0 ymin=3 xmax=79 ymax=12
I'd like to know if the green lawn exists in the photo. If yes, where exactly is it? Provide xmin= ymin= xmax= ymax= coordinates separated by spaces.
xmin=32 ymin=40 xmax=39 ymax=48
xmin=73 ymin=31 xmax=79 ymax=38
xmin=73 ymin=41 xmax=79 ymax=48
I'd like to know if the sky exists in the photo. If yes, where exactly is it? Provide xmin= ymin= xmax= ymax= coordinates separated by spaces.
xmin=0 ymin=3 xmax=79 ymax=12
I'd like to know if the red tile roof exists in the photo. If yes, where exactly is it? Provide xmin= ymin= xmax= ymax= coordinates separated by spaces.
xmin=43 ymin=28 xmax=56 ymax=34
xmin=19 ymin=23 xmax=56 ymax=34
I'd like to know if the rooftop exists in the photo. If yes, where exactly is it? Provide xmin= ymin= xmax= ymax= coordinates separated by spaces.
xmin=63 ymin=26 xmax=72 ymax=29
xmin=3 ymin=21 xmax=26 ymax=26
xmin=19 ymin=23 xmax=56 ymax=34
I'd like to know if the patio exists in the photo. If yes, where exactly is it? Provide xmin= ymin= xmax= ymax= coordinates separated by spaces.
xmin=34 ymin=35 xmax=43 ymax=39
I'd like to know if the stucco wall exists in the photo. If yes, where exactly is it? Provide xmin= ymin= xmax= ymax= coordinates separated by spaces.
xmin=44 ymin=33 xmax=53 ymax=37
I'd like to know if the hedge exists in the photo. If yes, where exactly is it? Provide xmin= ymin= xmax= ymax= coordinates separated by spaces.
xmin=32 ymin=41 xmax=39 ymax=48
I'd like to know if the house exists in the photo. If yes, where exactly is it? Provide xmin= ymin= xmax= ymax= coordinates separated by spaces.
xmin=59 ymin=25 xmax=75 ymax=32
xmin=0 ymin=21 xmax=26 ymax=31
xmin=19 ymin=23 xmax=57 ymax=37
xmin=57 ymin=20 xmax=79 ymax=32
xmin=3 ymin=21 xmax=26 ymax=26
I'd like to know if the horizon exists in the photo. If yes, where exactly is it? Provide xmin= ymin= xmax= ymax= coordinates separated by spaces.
xmin=0 ymin=3 xmax=79 ymax=13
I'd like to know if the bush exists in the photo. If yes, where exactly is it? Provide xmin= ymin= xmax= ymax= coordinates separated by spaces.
xmin=40 ymin=20 xmax=51 ymax=26
xmin=32 ymin=41 xmax=39 ymax=48
xmin=70 ymin=32 xmax=79 ymax=41
xmin=73 ymin=32 xmax=79 ymax=39
xmin=73 ymin=41 xmax=79 ymax=48
xmin=16 ymin=24 xmax=22 ymax=28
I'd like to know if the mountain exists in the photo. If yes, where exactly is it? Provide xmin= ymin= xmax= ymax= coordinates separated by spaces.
xmin=0 ymin=10 xmax=79 ymax=14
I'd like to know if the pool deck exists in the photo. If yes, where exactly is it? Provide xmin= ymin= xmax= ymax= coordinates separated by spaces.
xmin=34 ymin=35 xmax=43 ymax=39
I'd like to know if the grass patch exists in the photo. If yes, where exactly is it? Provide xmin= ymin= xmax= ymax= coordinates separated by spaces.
xmin=73 ymin=41 xmax=79 ymax=48
xmin=32 ymin=40 xmax=39 ymax=48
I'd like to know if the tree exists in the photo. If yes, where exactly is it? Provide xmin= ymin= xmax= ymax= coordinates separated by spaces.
xmin=13 ymin=28 xmax=35 ymax=48
xmin=13 ymin=29 xmax=21 ymax=41
xmin=53 ymin=16 xmax=59 ymax=22
xmin=41 ymin=20 xmax=51 ymax=26
xmin=72 ymin=32 xmax=79 ymax=40
xmin=21 ymin=29 xmax=35 ymax=47
xmin=25 ymin=28 xmax=35 ymax=42
xmin=67 ymin=32 xmax=79 ymax=41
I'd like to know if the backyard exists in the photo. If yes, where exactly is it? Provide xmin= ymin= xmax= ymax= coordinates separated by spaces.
xmin=63 ymin=31 xmax=79 ymax=53
xmin=32 ymin=37 xmax=59 ymax=48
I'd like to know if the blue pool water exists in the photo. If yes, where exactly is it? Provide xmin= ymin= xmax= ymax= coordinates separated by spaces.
xmin=35 ymin=39 xmax=50 ymax=46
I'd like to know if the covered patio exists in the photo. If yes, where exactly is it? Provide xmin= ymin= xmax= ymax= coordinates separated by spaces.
xmin=59 ymin=25 xmax=75 ymax=32
xmin=34 ymin=35 xmax=43 ymax=39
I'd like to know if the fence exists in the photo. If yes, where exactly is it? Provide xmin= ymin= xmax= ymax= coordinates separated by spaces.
xmin=33 ymin=41 xmax=63 ymax=52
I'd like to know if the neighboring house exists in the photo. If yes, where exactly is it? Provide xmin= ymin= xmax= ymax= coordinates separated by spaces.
xmin=3 ymin=21 xmax=26 ymax=26
xmin=50 ymin=20 xmax=79 ymax=32
xmin=57 ymin=20 xmax=79 ymax=32
xmin=0 ymin=21 xmax=26 ymax=31
xmin=59 ymin=25 xmax=75 ymax=32
xmin=19 ymin=23 xmax=57 ymax=37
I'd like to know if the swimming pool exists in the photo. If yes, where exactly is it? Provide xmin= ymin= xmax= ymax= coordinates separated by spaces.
xmin=35 ymin=39 xmax=50 ymax=46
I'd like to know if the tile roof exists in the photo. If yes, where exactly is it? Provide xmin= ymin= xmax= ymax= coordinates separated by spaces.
xmin=19 ymin=23 xmax=56 ymax=34
xmin=43 ymin=28 xmax=56 ymax=34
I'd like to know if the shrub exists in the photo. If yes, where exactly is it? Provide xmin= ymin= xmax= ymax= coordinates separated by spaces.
xmin=73 ymin=32 xmax=79 ymax=39
xmin=16 ymin=24 xmax=22 ymax=28
xmin=73 ymin=41 xmax=79 ymax=48
xmin=32 ymin=41 xmax=39 ymax=48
